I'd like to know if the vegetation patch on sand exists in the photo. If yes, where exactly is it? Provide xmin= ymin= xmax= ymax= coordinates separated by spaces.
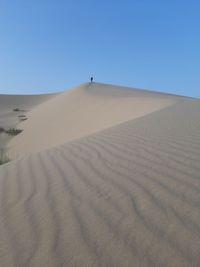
xmin=18 ymin=115 xmax=26 ymax=118
xmin=0 ymin=127 xmax=5 ymax=133
xmin=0 ymin=149 xmax=10 ymax=165
xmin=13 ymin=108 xmax=26 ymax=112
xmin=19 ymin=117 xmax=28 ymax=121
xmin=18 ymin=115 xmax=28 ymax=121
xmin=5 ymin=128 xmax=23 ymax=136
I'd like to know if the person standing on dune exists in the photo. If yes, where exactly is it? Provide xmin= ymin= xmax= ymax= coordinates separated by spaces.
xmin=90 ymin=77 xmax=93 ymax=83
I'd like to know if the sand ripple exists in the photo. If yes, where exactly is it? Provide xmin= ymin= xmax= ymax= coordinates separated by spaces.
xmin=0 ymin=100 xmax=200 ymax=266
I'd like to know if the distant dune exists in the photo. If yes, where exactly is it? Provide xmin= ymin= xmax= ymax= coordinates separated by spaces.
xmin=0 ymin=83 xmax=200 ymax=266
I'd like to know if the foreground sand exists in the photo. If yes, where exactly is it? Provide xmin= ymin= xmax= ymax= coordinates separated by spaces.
xmin=0 ymin=83 xmax=200 ymax=266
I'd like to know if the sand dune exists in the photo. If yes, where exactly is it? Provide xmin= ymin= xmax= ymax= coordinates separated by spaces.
xmin=0 ymin=83 xmax=200 ymax=266
xmin=7 ymin=82 xmax=181 ymax=158
xmin=0 ymin=93 xmax=57 ymax=149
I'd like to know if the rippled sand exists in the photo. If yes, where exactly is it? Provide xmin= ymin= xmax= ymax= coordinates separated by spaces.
xmin=0 ymin=83 xmax=200 ymax=266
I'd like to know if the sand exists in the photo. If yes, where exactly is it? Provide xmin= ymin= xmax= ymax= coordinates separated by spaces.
xmin=0 ymin=83 xmax=200 ymax=266
xmin=0 ymin=92 xmax=57 ymax=150
xmin=7 ymin=83 xmax=180 ymax=158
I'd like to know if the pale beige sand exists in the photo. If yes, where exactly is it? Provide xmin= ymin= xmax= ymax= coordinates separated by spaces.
xmin=0 ymin=84 xmax=200 ymax=266
xmin=7 ymin=83 xmax=182 ymax=158
xmin=0 ymin=93 xmax=57 ymax=149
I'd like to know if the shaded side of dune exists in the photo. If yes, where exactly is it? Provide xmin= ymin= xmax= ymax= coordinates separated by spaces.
xmin=0 ymin=99 xmax=200 ymax=266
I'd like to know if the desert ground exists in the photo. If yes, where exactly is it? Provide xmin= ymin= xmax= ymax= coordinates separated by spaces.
xmin=0 ymin=82 xmax=200 ymax=266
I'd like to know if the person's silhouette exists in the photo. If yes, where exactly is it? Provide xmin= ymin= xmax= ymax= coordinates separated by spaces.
xmin=90 ymin=77 xmax=93 ymax=83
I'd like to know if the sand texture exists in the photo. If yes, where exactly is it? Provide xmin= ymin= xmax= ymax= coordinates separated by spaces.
xmin=7 ymin=83 xmax=179 ymax=158
xmin=0 ymin=93 xmax=57 ymax=150
xmin=0 ymin=83 xmax=200 ymax=266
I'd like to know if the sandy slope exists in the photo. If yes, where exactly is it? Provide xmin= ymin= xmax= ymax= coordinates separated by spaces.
xmin=0 ymin=96 xmax=200 ymax=266
xmin=0 ymin=93 xmax=57 ymax=149
xmin=0 ymin=83 xmax=200 ymax=266
xmin=7 ymin=82 xmax=181 ymax=158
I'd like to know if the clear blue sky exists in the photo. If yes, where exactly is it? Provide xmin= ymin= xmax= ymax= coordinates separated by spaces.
xmin=0 ymin=0 xmax=200 ymax=97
